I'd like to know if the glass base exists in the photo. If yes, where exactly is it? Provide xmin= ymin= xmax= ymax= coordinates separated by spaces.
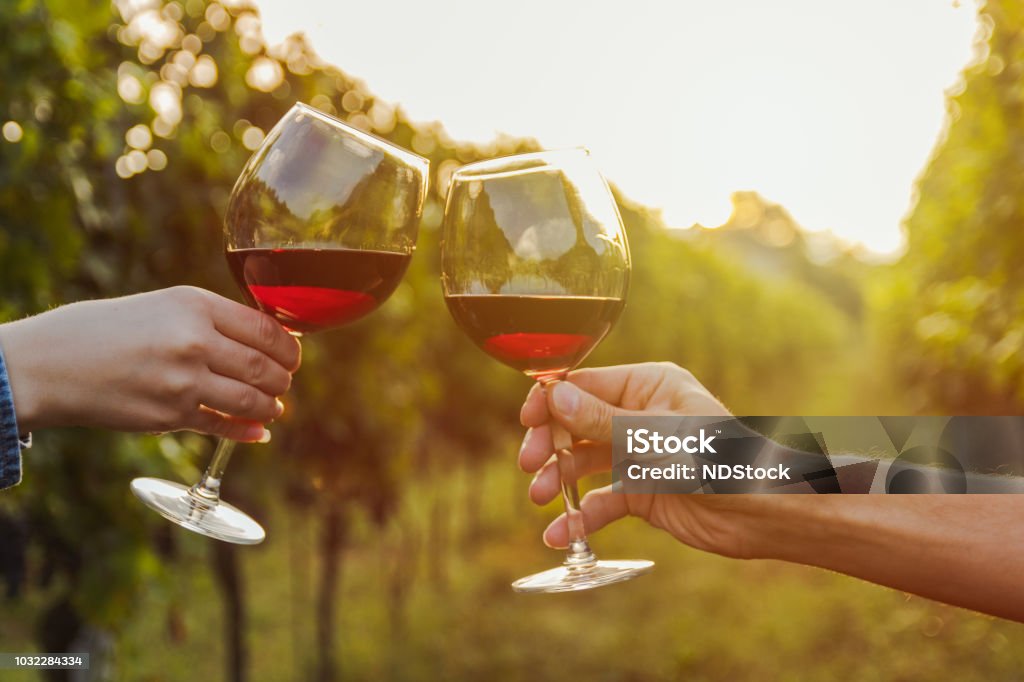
xmin=511 ymin=559 xmax=654 ymax=593
xmin=130 ymin=477 xmax=265 ymax=545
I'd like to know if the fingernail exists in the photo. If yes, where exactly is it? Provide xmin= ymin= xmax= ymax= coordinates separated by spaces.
xmin=258 ymin=428 xmax=272 ymax=444
xmin=552 ymin=382 xmax=580 ymax=417
xmin=530 ymin=468 xmax=542 ymax=490
xmin=542 ymin=519 xmax=560 ymax=549
xmin=275 ymin=399 xmax=285 ymax=417
xmin=519 ymin=428 xmax=532 ymax=455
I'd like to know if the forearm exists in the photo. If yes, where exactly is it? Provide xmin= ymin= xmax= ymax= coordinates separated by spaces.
xmin=757 ymin=496 xmax=1024 ymax=621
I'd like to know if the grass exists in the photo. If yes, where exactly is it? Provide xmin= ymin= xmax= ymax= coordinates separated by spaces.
xmin=26 ymin=453 xmax=1015 ymax=681
xmin=5 ymin=353 xmax=1022 ymax=680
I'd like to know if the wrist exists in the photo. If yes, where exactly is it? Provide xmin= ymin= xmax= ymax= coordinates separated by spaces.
xmin=745 ymin=496 xmax=895 ymax=575
xmin=735 ymin=496 xmax=854 ymax=564
xmin=0 ymin=317 xmax=49 ymax=432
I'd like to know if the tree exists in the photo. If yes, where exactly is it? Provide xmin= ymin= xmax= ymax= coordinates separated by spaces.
xmin=886 ymin=0 xmax=1024 ymax=413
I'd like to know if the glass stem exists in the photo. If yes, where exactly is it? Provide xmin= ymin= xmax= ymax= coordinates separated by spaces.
xmin=543 ymin=381 xmax=596 ymax=569
xmin=190 ymin=438 xmax=237 ymax=506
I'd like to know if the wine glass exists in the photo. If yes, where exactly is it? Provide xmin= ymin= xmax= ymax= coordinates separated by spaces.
xmin=131 ymin=102 xmax=428 ymax=544
xmin=440 ymin=148 xmax=653 ymax=592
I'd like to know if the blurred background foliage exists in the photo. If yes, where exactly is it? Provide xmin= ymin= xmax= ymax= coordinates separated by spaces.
xmin=0 ymin=0 xmax=1022 ymax=680
xmin=883 ymin=0 xmax=1024 ymax=415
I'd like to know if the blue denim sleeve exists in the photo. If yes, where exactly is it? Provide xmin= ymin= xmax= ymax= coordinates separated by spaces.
xmin=0 ymin=344 xmax=24 ymax=490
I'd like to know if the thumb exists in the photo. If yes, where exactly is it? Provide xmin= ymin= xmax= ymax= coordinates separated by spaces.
xmin=547 ymin=381 xmax=631 ymax=442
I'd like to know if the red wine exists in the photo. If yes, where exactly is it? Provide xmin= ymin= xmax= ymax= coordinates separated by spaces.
xmin=444 ymin=295 xmax=624 ymax=379
xmin=226 ymin=248 xmax=412 ymax=333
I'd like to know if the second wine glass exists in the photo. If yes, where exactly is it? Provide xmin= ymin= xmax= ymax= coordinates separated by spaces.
xmin=131 ymin=102 xmax=428 ymax=543
xmin=440 ymin=148 xmax=654 ymax=592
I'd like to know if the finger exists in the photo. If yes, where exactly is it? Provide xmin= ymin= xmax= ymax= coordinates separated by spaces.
xmin=184 ymin=406 xmax=271 ymax=443
xmin=542 ymin=484 xmax=629 ymax=549
xmin=520 ymin=382 xmax=549 ymax=427
xmin=562 ymin=365 xmax=653 ymax=405
xmin=206 ymin=335 xmax=293 ymax=397
xmin=529 ymin=442 xmax=612 ymax=505
xmin=572 ymin=363 xmax=729 ymax=415
xmin=522 ymin=363 xmax=673 ymax=431
xmin=546 ymin=381 xmax=645 ymax=442
xmin=198 ymin=372 xmax=283 ymax=422
xmin=519 ymin=425 xmax=553 ymax=473
xmin=207 ymin=295 xmax=302 ymax=372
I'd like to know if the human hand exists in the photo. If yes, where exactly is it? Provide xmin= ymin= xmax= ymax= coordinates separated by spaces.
xmin=519 ymin=366 xmax=1024 ymax=622
xmin=0 ymin=286 xmax=301 ymax=442
xmin=519 ymin=363 xmax=804 ymax=560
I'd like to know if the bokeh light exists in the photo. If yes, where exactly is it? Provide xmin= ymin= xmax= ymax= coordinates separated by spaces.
xmin=189 ymin=54 xmax=218 ymax=87
xmin=146 ymin=148 xmax=168 ymax=171
xmin=245 ymin=56 xmax=284 ymax=92
xmin=2 ymin=121 xmax=23 ymax=143
xmin=125 ymin=124 xmax=153 ymax=150
xmin=241 ymin=125 xmax=265 ymax=150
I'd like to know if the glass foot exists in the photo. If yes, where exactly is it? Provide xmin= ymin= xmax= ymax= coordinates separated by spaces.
xmin=130 ymin=477 xmax=265 ymax=545
xmin=511 ymin=559 xmax=654 ymax=593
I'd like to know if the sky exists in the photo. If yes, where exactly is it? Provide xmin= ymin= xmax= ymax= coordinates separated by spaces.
xmin=255 ymin=0 xmax=979 ymax=255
